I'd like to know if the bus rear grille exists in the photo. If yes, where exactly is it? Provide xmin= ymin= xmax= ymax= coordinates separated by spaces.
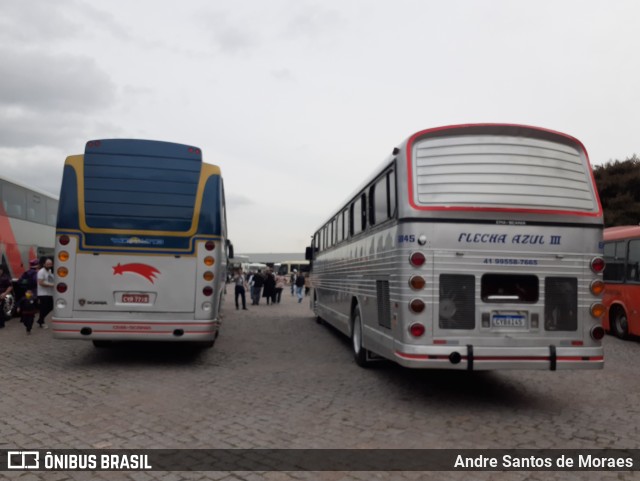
xmin=376 ymin=280 xmax=391 ymax=329
xmin=439 ymin=274 xmax=475 ymax=329
xmin=544 ymin=277 xmax=577 ymax=331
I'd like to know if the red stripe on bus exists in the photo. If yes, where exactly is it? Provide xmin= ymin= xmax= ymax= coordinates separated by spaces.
xmin=52 ymin=320 xmax=216 ymax=326
xmin=0 ymin=203 xmax=27 ymax=276
xmin=396 ymin=352 xmax=603 ymax=362
xmin=52 ymin=329 xmax=216 ymax=334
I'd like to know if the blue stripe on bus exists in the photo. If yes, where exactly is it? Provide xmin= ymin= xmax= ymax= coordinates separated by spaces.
xmin=84 ymin=190 xmax=196 ymax=207
xmin=83 ymin=178 xmax=198 ymax=195
xmin=84 ymin=165 xmax=201 ymax=183
xmin=84 ymin=154 xmax=201 ymax=172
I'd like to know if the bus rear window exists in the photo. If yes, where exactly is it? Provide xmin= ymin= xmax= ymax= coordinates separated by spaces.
xmin=481 ymin=274 xmax=538 ymax=303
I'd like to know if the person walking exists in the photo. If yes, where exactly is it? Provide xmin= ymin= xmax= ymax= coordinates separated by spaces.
xmin=233 ymin=269 xmax=248 ymax=310
xmin=17 ymin=289 xmax=39 ymax=335
xmin=274 ymin=273 xmax=286 ymax=304
xmin=263 ymin=269 xmax=276 ymax=305
xmin=290 ymin=270 xmax=297 ymax=296
xmin=36 ymin=258 xmax=54 ymax=328
xmin=251 ymin=270 xmax=265 ymax=305
xmin=295 ymin=272 xmax=305 ymax=303
xmin=18 ymin=258 xmax=40 ymax=295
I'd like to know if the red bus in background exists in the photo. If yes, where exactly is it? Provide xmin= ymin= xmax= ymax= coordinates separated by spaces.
xmin=602 ymin=225 xmax=640 ymax=339
xmin=0 ymin=176 xmax=57 ymax=278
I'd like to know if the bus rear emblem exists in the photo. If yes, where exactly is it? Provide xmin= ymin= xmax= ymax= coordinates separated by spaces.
xmin=113 ymin=263 xmax=160 ymax=284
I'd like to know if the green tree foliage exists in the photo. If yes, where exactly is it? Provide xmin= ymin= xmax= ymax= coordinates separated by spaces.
xmin=593 ymin=155 xmax=640 ymax=227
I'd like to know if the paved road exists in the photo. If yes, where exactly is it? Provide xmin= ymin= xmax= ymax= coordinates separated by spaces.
xmin=1 ymin=289 xmax=639 ymax=481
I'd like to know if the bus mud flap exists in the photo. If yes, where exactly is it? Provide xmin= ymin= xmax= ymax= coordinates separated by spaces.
xmin=549 ymin=345 xmax=557 ymax=371
xmin=466 ymin=345 xmax=474 ymax=371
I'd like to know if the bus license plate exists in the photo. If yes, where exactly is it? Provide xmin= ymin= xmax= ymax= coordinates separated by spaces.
xmin=122 ymin=294 xmax=150 ymax=304
xmin=491 ymin=313 xmax=527 ymax=328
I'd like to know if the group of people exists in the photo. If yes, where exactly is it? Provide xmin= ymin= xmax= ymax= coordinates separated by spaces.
xmin=0 ymin=258 xmax=55 ymax=334
xmin=232 ymin=268 xmax=307 ymax=310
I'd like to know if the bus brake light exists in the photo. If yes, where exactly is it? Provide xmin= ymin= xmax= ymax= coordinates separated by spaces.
xmin=203 ymin=286 xmax=213 ymax=296
xmin=56 ymin=283 xmax=68 ymax=293
xmin=205 ymin=241 xmax=215 ymax=251
xmin=409 ymin=252 xmax=426 ymax=267
xmin=59 ymin=235 xmax=70 ymax=246
xmin=590 ymin=257 xmax=605 ymax=273
xmin=409 ymin=323 xmax=425 ymax=337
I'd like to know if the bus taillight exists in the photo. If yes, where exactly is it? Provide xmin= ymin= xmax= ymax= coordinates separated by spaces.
xmin=57 ymin=267 xmax=68 ymax=278
xmin=205 ymin=241 xmax=215 ymax=251
xmin=591 ymin=325 xmax=605 ymax=340
xmin=58 ymin=251 xmax=69 ymax=262
xmin=409 ymin=276 xmax=426 ymax=290
xmin=590 ymin=257 xmax=605 ymax=273
xmin=204 ymin=256 xmax=215 ymax=266
xmin=203 ymin=271 xmax=214 ymax=281
xmin=203 ymin=286 xmax=213 ymax=296
xmin=59 ymin=235 xmax=70 ymax=246
xmin=409 ymin=323 xmax=425 ymax=337
xmin=590 ymin=280 xmax=605 ymax=296
xmin=409 ymin=252 xmax=426 ymax=267
xmin=56 ymin=283 xmax=68 ymax=293
xmin=409 ymin=299 xmax=425 ymax=313
xmin=590 ymin=302 xmax=605 ymax=318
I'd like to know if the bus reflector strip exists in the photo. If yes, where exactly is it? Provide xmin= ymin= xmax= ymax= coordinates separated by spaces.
xmin=395 ymin=351 xmax=604 ymax=362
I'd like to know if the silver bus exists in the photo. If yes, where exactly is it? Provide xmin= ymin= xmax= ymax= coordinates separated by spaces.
xmin=306 ymin=124 xmax=606 ymax=370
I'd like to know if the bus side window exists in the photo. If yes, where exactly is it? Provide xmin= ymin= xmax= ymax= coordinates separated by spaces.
xmin=388 ymin=170 xmax=396 ymax=217
xmin=627 ymin=240 xmax=640 ymax=282
xmin=360 ymin=193 xmax=367 ymax=232
xmin=343 ymin=209 xmax=348 ymax=240
xmin=3 ymin=182 xmax=26 ymax=219
xmin=603 ymin=241 xmax=626 ymax=282
xmin=373 ymin=175 xmax=387 ymax=225
xmin=351 ymin=197 xmax=363 ymax=236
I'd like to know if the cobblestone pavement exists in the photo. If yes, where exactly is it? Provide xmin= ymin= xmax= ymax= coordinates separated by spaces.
xmin=1 ymin=289 xmax=639 ymax=481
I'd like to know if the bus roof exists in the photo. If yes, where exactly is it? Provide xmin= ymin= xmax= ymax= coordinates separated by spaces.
xmin=604 ymin=225 xmax=640 ymax=241
xmin=0 ymin=175 xmax=59 ymax=201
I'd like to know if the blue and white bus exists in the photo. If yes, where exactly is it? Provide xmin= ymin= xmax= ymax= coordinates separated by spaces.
xmin=52 ymin=139 xmax=231 ymax=347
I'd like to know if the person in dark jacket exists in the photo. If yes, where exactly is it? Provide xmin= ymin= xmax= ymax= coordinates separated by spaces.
xmin=262 ymin=269 xmax=276 ymax=305
xmin=17 ymin=289 xmax=39 ymax=334
xmin=18 ymin=258 xmax=40 ymax=294
xmin=251 ymin=270 xmax=265 ymax=305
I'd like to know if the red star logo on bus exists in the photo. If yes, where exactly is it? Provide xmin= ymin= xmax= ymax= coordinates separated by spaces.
xmin=113 ymin=263 xmax=160 ymax=284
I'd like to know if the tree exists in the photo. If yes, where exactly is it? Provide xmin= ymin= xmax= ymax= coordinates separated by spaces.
xmin=593 ymin=155 xmax=640 ymax=227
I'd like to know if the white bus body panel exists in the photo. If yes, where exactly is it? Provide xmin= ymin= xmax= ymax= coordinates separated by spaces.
xmin=52 ymin=236 xmax=224 ymax=342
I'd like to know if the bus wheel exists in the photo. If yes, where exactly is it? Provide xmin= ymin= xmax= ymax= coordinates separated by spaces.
xmin=611 ymin=308 xmax=629 ymax=340
xmin=92 ymin=340 xmax=111 ymax=348
xmin=351 ymin=307 xmax=371 ymax=368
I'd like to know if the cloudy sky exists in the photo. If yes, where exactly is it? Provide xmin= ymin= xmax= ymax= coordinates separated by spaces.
xmin=1 ymin=0 xmax=638 ymax=253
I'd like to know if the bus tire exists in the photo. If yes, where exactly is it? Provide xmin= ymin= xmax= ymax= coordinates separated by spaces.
xmin=92 ymin=340 xmax=111 ymax=348
xmin=611 ymin=307 xmax=629 ymax=340
xmin=351 ymin=306 xmax=371 ymax=368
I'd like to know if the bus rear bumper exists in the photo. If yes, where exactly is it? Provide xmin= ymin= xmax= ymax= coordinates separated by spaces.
xmin=393 ymin=345 xmax=604 ymax=370
xmin=51 ymin=317 xmax=220 ymax=342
